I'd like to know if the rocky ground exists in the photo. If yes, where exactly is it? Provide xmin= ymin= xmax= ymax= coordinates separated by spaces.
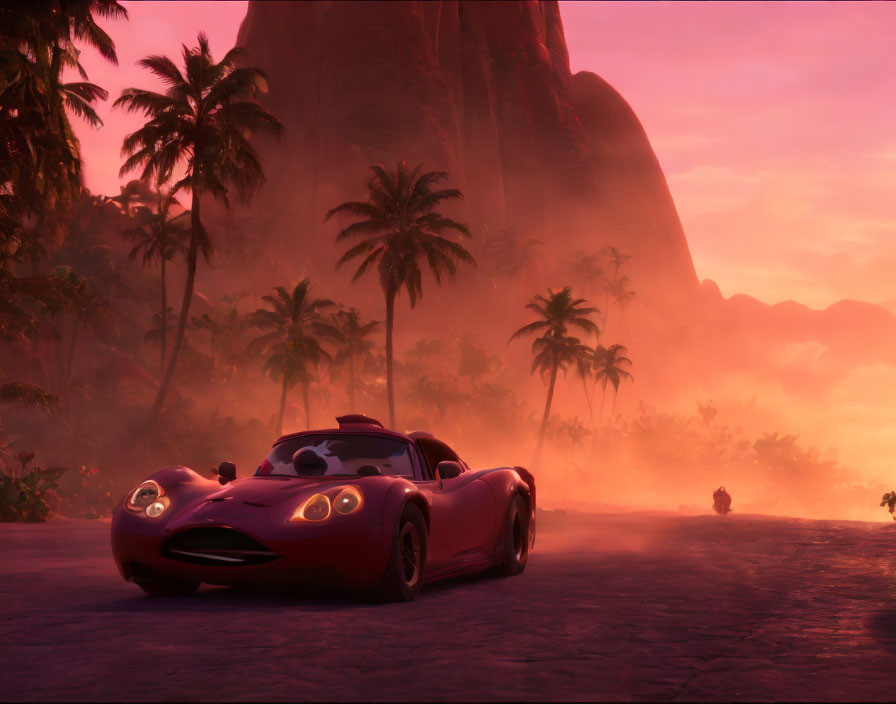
xmin=1 ymin=511 xmax=894 ymax=701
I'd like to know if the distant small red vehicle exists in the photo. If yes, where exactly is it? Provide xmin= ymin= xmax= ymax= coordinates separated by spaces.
xmin=111 ymin=415 xmax=535 ymax=601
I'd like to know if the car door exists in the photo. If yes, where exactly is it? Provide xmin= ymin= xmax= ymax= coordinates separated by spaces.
xmin=414 ymin=439 xmax=496 ymax=575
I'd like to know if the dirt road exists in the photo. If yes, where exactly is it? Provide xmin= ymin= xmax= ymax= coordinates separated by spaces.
xmin=1 ymin=511 xmax=894 ymax=701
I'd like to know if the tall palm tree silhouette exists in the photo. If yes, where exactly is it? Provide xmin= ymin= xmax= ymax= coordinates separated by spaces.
xmin=586 ymin=343 xmax=633 ymax=468
xmin=115 ymin=32 xmax=283 ymax=428
xmin=592 ymin=343 xmax=633 ymax=427
xmin=607 ymin=275 xmax=635 ymax=339
xmin=326 ymin=161 xmax=474 ymax=427
xmin=322 ymin=308 xmax=381 ymax=411
xmin=510 ymin=287 xmax=599 ymax=459
xmin=600 ymin=246 xmax=630 ymax=329
xmin=124 ymin=185 xmax=189 ymax=372
xmin=248 ymin=280 xmax=336 ymax=435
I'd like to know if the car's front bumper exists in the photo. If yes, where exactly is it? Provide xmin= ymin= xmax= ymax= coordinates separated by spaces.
xmin=111 ymin=507 xmax=388 ymax=590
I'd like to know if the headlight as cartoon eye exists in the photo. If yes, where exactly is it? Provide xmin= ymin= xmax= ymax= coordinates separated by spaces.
xmin=291 ymin=493 xmax=331 ymax=522
xmin=290 ymin=487 xmax=364 ymax=523
xmin=128 ymin=480 xmax=161 ymax=509
xmin=145 ymin=496 xmax=170 ymax=518
xmin=333 ymin=486 xmax=363 ymax=515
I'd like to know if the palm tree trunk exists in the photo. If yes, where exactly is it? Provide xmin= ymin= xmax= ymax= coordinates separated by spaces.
xmin=610 ymin=384 xmax=620 ymax=426
xmin=148 ymin=190 xmax=200 ymax=428
xmin=588 ymin=381 xmax=608 ymax=469
xmin=384 ymin=284 xmax=397 ymax=428
xmin=32 ymin=43 xmax=62 ymax=276
xmin=581 ymin=374 xmax=594 ymax=423
xmin=348 ymin=348 xmax=356 ymax=410
xmin=302 ymin=380 xmax=311 ymax=429
xmin=276 ymin=375 xmax=288 ymax=436
xmin=160 ymin=257 xmax=167 ymax=374
xmin=534 ymin=362 xmax=559 ymax=460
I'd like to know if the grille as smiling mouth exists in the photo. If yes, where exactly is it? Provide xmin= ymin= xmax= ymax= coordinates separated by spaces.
xmin=163 ymin=527 xmax=279 ymax=566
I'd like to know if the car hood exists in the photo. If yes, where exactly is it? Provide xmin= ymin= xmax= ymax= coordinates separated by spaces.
xmin=161 ymin=473 xmax=392 ymax=535
xmin=203 ymin=476 xmax=355 ymax=507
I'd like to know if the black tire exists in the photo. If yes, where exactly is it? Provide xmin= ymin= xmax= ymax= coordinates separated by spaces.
xmin=134 ymin=577 xmax=200 ymax=597
xmin=376 ymin=503 xmax=427 ymax=602
xmin=494 ymin=494 xmax=529 ymax=577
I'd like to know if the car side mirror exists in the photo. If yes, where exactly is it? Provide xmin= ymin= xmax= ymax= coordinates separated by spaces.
xmin=435 ymin=460 xmax=463 ymax=488
xmin=217 ymin=461 xmax=237 ymax=485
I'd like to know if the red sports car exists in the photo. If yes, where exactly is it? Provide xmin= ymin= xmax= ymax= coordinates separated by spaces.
xmin=111 ymin=414 xmax=535 ymax=601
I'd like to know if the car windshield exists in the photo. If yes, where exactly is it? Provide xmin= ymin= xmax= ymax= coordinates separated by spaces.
xmin=256 ymin=434 xmax=415 ymax=478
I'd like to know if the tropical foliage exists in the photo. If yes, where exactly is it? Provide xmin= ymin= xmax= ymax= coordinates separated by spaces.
xmin=123 ymin=182 xmax=189 ymax=372
xmin=0 ymin=1 xmax=127 ymax=270
xmin=322 ymin=308 xmax=381 ymax=410
xmin=480 ymin=225 xmax=542 ymax=297
xmin=591 ymin=344 xmax=633 ymax=427
xmin=0 ymin=464 xmax=63 ymax=522
xmin=0 ymin=1 xmax=125 ymax=427
xmin=115 ymin=32 xmax=283 ymax=427
xmin=0 ymin=9 xmax=882 ymax=529
xmin=510 ymin=287 xmax=599 ymax=457
xmin=248 ymin=280 xmax=336 ymax=435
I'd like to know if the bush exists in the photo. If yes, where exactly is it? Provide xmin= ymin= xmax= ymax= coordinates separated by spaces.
xmin=54 ymin=466 xmax=119 ymax=518
xmin=0 ymin=466 xmax=63 ymax=521
xmin=0 ymin=448 xmax=120 ymax=521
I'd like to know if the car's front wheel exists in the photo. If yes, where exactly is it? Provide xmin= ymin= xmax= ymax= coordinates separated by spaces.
xmin=134 ymin=577 xmax=200 ymax=597
xmin=376 ymin=503 xmax=427 ymax=602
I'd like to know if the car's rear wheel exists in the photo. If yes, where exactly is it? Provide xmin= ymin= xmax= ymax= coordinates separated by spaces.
xmin=376 ymin=503 xmax=427 ymax=602
xmin=134 ymin=577 xmax=200 ymax=597
xmin=494 ymin=494 xmax=529 ymax=576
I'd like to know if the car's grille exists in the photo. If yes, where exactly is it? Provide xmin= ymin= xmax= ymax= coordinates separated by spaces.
xmin=163 ymin=527 xmax=279 ymax=566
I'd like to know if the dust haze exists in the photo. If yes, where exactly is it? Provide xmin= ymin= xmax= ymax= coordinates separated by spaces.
xmin=2 ymin=0 xmax=893 ymax=527
xmin=3 ymin=190 xmax=890 ymax=524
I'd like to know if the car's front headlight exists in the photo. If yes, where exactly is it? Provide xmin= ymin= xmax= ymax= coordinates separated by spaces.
xmin=333 ymin=486 xmax=363 ymax=515
xmin=144 ymin=496 xmax=170 ymax=518
xmin=128 ymin=480 xmax=170 ymax=518
xmin=129 ymin=480 xmax=161 ymax=509
xmin=290 ymin=486 xmax=363 ymax=523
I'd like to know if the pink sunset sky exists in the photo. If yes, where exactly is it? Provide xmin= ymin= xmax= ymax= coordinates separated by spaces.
xmin=72 ymin=1 xmax=896 ymax=311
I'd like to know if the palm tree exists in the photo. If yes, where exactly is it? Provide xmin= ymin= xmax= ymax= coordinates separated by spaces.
xmin=321 ymin=308 xmax=381 ymax=410
xmin=592 ymin=343 xmax=633 ymax=428
xmin=602 ymin=246 xmax=630 ymax=279
xmin=191 ymin=292 xmax=248 ymax=373
xmin=600 ymin=246 xmax=630 ymax=328
xmin=481 ymin=226 xmax=543 ymax=298
xmin=510 ymin=287 xmax=599 ymax=458
xmin=124 ymin=186 xmax=189 ymax=372
xmin=571 ymin=251 xmax=604 ymax=299
xmin=114 ymin=32 xmax=283 ymax=428
xmin=574 ymin=343 xmax=597 ymax=423
xmin=0 ymin=1 xmax=127 ymax=273
xmin=144 ymin=306 xmax=176 ymax=353
xmin=607 ymin=275 xmax=635 ymax=339
xmin=48 ymin=265 xmax=119 ymax=398
xmin=110 ymin=179 xmax=151 ymax=216
xmin=247 ymin=280 xmax=336 ymax=435
xmin=325 ymin=161 xmax=475 ymax=427
xmin=587 ymin=343 xmax=632 ymax=468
